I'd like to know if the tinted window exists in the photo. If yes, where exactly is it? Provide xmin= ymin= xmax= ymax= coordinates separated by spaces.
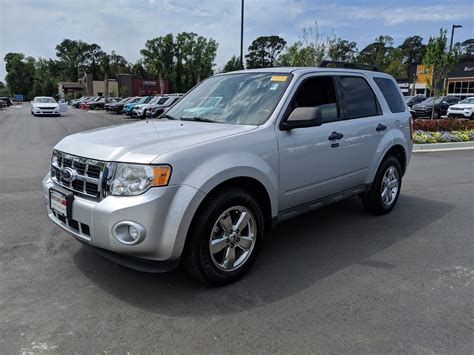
xmin=290 ymin=76 xmax=338 ymax=123
xmin=339 ymin=76 xmax=381 ymax=118
xmin=374 ymin=77 xmax=406 ymax=113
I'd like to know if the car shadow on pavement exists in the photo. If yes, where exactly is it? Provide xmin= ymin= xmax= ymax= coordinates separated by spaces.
xmin=73 ymin=195 xmax=453 ymax=317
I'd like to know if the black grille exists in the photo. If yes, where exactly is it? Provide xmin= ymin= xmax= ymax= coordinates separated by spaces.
xmin=53 ymin=212 xmax=91 ymax=237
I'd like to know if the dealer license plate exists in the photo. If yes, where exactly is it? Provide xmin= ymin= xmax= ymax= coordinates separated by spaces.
xmin=49 ymin=188 xmax=72 ymax=218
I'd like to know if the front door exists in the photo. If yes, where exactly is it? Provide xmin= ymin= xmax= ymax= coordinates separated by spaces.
xmin=276 ymin=74 xmax=356 ymax=212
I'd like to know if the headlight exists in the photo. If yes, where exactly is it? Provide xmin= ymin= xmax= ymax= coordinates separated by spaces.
xmin=110 ymin=164 xmax=172 ymax=196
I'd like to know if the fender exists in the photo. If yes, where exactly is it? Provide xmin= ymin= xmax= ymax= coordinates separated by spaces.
xmin=163 ymin=152 xmax=279 ymax=259
xmin=366 ymin=129 xmax=409 ymax=184
xmin=181 ymin=152 xmax=279 ymax=216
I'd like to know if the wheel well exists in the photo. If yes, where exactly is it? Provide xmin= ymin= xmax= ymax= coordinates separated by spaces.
xmin=383 ymin=145 xmax=407 ymax=174
xmin=201 ymin=177 xmax=273 ymax=230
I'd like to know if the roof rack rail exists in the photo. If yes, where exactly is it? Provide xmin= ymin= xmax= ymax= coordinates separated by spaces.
xmin=319 ymin=60 xmax=379 ymax=72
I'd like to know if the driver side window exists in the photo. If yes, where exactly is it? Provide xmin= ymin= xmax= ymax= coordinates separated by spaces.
xmin=290 ymin=76 xmax=339 ymax=124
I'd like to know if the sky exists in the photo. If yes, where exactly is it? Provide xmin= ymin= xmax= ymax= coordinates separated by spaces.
xmin=0 ymin=0 xmax=473 ymax=82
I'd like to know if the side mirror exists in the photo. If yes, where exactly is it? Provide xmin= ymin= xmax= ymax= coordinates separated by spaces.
xmin=280 ymin=107 xmax=323 ymax=130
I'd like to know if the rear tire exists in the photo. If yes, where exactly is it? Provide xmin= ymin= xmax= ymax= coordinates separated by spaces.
xmin=183 ymin=188 xmax=264 ymax=286
xmin=361 ymin=156 xmax=402 ymax=215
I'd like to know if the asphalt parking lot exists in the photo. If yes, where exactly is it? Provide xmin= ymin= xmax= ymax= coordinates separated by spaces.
xmin=0 ymin=105 xmax=473 ymax=353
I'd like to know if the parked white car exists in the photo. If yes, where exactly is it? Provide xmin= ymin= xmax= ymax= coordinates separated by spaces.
xmin=31 ymin=97 xmax=60 ymax=117
xmin=447 ymin=97 xmax=474 ymax=119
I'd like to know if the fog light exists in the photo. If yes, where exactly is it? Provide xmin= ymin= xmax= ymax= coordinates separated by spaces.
xmin=112 ymin=221 xmax=146 ymax=245
xmin=129 ymin=225 xmax=139 ymax=240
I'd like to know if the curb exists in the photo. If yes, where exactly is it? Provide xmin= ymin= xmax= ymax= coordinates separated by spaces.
xmin=413 ymin=141 xmax=474 ymax=153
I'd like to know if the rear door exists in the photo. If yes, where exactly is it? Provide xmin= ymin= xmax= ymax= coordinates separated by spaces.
xmin=335 ymin=74 xmax=389 ymax=185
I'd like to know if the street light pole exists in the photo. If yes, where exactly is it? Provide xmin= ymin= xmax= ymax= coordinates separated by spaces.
xmin=240 ymin=0 xmax=244 ymax=70
xmin=450 ymin=24 xmax=462 ymax=50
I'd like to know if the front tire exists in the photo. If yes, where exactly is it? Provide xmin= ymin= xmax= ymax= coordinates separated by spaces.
xmin=361 ymin=156 xmax=402 ymax=215
xmin=183 ymin=188 xmax=264 ymax=286
xmin=433 ymin=110 xmax=440 ymax=119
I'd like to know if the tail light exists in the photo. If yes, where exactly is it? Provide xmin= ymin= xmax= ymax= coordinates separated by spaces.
xmin=409 ymin=115 xmax=414 ymax=141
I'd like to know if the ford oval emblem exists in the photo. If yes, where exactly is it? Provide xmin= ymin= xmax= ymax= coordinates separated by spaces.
xmin=61 ymin=167 xmax=76 ymax=182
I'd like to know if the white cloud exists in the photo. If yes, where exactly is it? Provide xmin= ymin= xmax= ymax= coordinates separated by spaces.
xmin=0 ymin=0 xmax=472 ymax=81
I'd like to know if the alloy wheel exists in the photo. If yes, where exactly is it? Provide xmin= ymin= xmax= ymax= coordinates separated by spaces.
xmin=209 ymin=206 xmax=257 ymax=272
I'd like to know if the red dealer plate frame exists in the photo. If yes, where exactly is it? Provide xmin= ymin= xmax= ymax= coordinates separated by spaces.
xmin=49 ymin=188 xmax=73 ymax=218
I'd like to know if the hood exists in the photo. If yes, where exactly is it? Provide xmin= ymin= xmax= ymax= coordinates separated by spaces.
xmin=450 ymin=103 xmax=474 ymax=109
xmin=413 ymin=103 xmax=432 ymax=109
xmin=134 ymin=104 xmax=150 ymax=109
xmin=55 ymin=120 xmax=257 ymax=164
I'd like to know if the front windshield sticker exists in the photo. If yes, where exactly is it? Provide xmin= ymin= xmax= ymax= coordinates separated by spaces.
xmin=271 ymin=75 xmax=288 ymax=82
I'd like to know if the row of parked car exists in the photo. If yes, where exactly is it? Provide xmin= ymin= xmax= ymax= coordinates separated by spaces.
xmin=405 ymin=95 xmax=474 ymax=119
xmin=0 ymin=96 xmax=14 ymax=108
xmin=70 ymin=94 xmax=183 ymax=119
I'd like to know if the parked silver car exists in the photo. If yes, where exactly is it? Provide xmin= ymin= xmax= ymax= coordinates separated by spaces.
xmin=43 ymin=67 xmax=413 ymax=285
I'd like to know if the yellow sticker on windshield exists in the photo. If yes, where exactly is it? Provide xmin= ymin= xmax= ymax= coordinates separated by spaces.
xmin=271 ymin=75 xmax=288 ymax=82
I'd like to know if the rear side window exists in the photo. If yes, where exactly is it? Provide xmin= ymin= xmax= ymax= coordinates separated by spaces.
xmin=338 ymin=76 xmax=381 ymax=119
xmin=374 ymin=77 xmax=406 ymax=113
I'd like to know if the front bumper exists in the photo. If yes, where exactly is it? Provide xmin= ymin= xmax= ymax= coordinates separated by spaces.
xmin=447 ymin=109 xmax=473 ymax=118
xmin=132 ymin=109 xmax=144 ymax=117
xmin=42 ymin=174 xmax=205 ymax=264
xmin=33 ymin=109 xmax=60 ymax=115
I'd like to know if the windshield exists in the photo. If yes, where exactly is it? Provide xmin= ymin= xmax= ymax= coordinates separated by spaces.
xmin=459 ymin=98 xmax=474 ymax=104
xmin=34 ymin=97 xmax=56 ymax=103
xmin=404 ymin=96 xmax=413 ymax=101
xmin=422 ymin=97 xmax=442 ymax=104
xmin=137 ymin=97 xmax=149 ymax=104
xmin=148 ymin=96 xmax=162 ymax=105
xmin=166 ymin=73 xmax=291 ymax=125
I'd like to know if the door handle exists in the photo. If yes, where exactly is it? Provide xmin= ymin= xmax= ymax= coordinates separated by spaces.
xmin=328 ymin=131 xmax=344 ymax=140
xmin=376 ymin=123 xmax=387 ymax=131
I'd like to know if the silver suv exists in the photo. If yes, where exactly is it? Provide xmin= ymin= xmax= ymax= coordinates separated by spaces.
xmin=43 ymin=67 xmax=413 ymax=285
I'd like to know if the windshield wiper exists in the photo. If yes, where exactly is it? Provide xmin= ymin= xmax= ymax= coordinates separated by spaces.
xmin=179 ymin=116 xmax=217 ymax=123
xmin=161 ymin=113 xmax=177 ymax=120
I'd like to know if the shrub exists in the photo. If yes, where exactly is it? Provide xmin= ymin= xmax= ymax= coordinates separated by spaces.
xmin=413 ymin=118 xmax=474 ymax=132
xmin=413 ymin=129 xmax=474 ymax=144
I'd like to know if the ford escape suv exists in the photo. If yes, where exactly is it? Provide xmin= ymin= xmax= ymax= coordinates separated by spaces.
xmin=43 ymin=65 xmax=413 ymax=285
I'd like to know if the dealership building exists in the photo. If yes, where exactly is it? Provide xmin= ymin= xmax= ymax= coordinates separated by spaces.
xmin=58 ymin=74 xmax=169 ymax=99
xmin=398 ymin=58 xmax=474 ymax=98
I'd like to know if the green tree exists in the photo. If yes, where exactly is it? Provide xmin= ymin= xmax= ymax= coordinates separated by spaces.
xmin=358 ymin=35 xmax=394 ymax=70
xmin=130 ymin=60 xmax=149 ymax=79
xmin=222 ymin=55 xmax=241 ymax=72
xmin=0 ymin=81 xmax=7 ymax=96
xmin=141 ymin=34 xmax=175 ymax=93
xmin=384 ymin=48 xmax=407 ymax=78
xmin=422 ymin=28 xmax=458 ymax=117
xmin=190 ymin=35 xmax=218 ymax=83
xmin=327 ymin=38 xmax=357 ymax=62
xmin=108 ymin=50 xmax=130 ymax=78
xmin=140 ymin=32 xmax=217 ymax=92
xmin=245 ymin=35 xmax=287 ymax=68
xmin=277 ymin=41 xmax=315 ymax=66
xmin=85 ymin=43 xmax=106 ymax=79
xmin=398 ymin=35 xmax=426 ymax=66
xmin=55 ymin=39 xmax=91 ymax=81
xmin=4 ymin=53 xmax=35 ymax=99
xmin=277 ymin=23 xmax=332 ymax=67
xmin=460 ymin=39 xmax=474 ymax=58
xmin=31 ymin=58 xmax=55 ymax=97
